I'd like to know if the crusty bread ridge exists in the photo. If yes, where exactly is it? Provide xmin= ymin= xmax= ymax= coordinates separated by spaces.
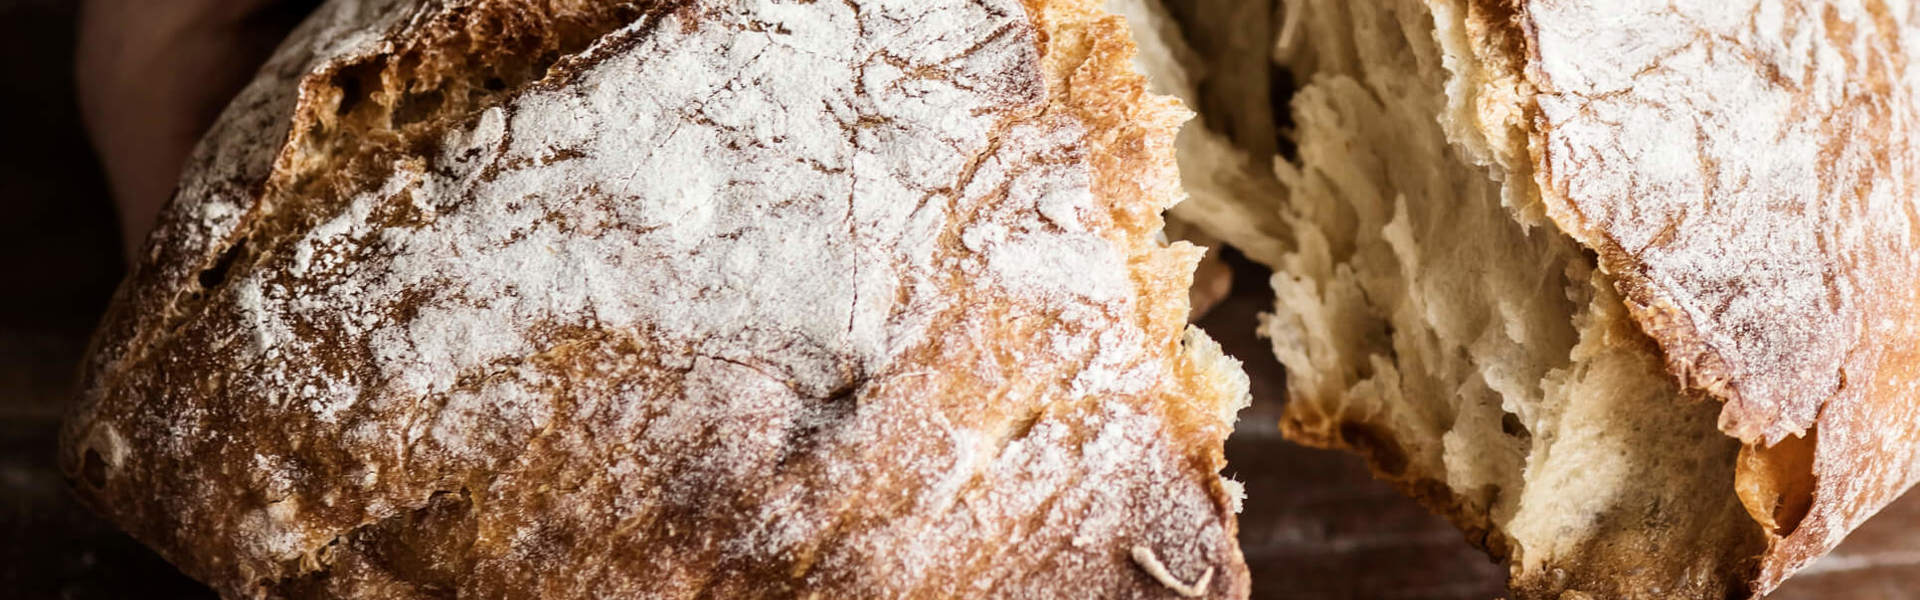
xmin=57 ymin=0 xmax=1253 ymax=597
xmin=1131 ymin=0 xmax=1920 ymax=597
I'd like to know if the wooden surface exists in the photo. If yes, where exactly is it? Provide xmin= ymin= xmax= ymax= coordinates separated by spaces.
xmin=1 ymin=1 xmax=1917 ymax=597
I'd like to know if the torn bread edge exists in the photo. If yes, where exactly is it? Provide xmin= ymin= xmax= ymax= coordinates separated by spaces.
xmin=1126 ymin=0 xmax=1920 ymax=598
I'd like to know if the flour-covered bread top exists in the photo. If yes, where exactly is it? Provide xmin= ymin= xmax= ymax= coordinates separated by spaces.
xmin=57 ymin=1 xmax=1251 ymax=597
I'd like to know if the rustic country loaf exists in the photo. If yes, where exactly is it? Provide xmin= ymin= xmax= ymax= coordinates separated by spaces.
xmin=1131 ymin=0 xmax=1920 ymax=598
xmin=57 ymin=0 xmax=1253 ymax=597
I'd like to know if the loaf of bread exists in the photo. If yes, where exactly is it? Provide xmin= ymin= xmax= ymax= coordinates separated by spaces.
xmin=1134 ymin=0 xmax=1920 ymax=597
xmin=57 ymin=0 xmax=1253 ymax=597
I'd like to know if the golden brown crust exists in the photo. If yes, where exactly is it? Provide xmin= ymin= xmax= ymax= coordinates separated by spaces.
xmin=1507 ymin=0 xmax=1920 ymax=595
xmin=59 ymin=0 xmax=1249 ymax=597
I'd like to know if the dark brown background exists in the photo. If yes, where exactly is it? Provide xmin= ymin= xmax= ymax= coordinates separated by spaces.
xmin=1 ymin=1 xmax=1915 ymax=597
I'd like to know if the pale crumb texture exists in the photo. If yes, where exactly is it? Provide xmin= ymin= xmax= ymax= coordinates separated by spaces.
xmin=57 ymin=0 xmax=1251 ymax=598
xmin=1114 ymin=0 xmax=1295 ymax=268
xmin=1255 ymin=1 xmax=1760 ymax=597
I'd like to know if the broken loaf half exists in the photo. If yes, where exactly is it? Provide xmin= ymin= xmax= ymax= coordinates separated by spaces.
xmin=1133 ymin=0 xmax=1920 ymax=598
xmin=56 ymin=0 xmax=1253 ymax=597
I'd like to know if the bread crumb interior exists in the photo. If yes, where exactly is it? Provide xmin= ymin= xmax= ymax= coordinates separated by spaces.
xmin=1244 ymin=0 xmax=1767 ymax=595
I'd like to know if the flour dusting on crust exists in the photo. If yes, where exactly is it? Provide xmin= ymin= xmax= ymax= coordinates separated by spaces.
xmin=60 ymin=0 xmax=1249 ymax=597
